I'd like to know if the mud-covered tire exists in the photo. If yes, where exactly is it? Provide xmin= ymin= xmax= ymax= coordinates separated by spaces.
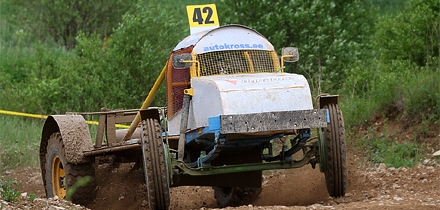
xmin=45 ymin=132 xmax=96 ymax=205
xmin=321 ymin=103 xmax=347 ymax=197
xmin=141 ymin=118 xmax=170 ymax=210
xmin=213 ymin=187 xmax=262 ymax=208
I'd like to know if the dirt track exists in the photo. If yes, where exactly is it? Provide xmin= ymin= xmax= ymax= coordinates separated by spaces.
xmin=2 ymin=152 xmax=440 ymax=209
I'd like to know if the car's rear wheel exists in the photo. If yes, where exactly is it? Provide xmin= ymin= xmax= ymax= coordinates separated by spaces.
xmin=45 ymin=132 xmax=96 ymax=205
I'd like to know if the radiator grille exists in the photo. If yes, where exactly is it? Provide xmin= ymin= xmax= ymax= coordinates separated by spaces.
xmin=196 ymin=50 xmax=279 ymax=76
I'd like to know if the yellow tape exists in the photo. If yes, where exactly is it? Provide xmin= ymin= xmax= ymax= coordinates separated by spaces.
xmin=0 ymin=110 xmax=130 ymax=129
xmin=0 ymin=109 xmax=47 ymax=119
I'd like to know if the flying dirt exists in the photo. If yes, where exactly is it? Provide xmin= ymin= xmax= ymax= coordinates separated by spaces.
xmin=2 ymin=152 xmax=440 ymax=209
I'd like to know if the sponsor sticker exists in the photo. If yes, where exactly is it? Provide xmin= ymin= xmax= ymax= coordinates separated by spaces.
xmin=204 ymin=43 xmax=264 ymax=52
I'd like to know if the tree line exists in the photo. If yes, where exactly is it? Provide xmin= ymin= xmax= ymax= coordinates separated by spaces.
xmin=0 ymin=0 xmax=438 ymax=126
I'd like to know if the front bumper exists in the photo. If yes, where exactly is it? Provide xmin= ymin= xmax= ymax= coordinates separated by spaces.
xmin=209 ymin=109 xmax=328 ymax=134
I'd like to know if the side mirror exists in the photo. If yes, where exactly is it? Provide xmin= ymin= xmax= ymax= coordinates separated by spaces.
xmin=281 ymin=47 xmax=299 ymax=62
xmin=172 ymin=53 xmax=193 ymax=69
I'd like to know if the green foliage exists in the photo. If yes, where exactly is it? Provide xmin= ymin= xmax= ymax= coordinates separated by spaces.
xmin=3 ymin=0 xmax=137 ymax=48
xmin=0 ymin=2 xmax=188 ymax=114
xmin=219 ymin=0 xmax=375 ymax=94
xmin=99 ymin=3 xmax=186 ymax=107
xmin=340 ymin=96 xmax=379 ymax=129
xmin=402 ymin=65 xmax=440 ymax=119
xmin=0 ymin=41 xmax=82 ymax=113
xmin=369 ymin=0 xmax=407 ymax=15
xmin=0 ymin=0 xmax=32 ymax=46
xmin=28 ymin=193 xmax=36 ymax=201
xmin=342 ymin=60 xmax=440 ymax=127
xmin=0 ymin=0 xmax=438 ymax=171
xmin=71 ymin=2 xmax=186 ymax=110
xmin=0 ymin=46 xmax=32 ymax=83
xmin=342 ymin=0 xmax=440 ymax=127
xmin=375 ymin=0 xmax=439 ymax=66
xmin=0 ymin=177 xmax=21 ymax=202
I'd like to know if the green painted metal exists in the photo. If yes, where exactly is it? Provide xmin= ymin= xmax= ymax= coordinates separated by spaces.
xmin=172 ymin=145 xmax=318 ymax=176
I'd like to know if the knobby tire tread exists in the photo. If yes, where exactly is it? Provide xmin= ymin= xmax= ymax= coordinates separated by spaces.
xmin=324 ymin=104 xmax=347 ymax=197
xmin=45 ymin=133 xmax=96 ymax=205
xmin=142 ymin=119 xmax=170 ymax=210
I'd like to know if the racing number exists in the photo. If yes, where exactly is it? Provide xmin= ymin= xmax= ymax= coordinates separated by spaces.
xmin=193 ymin=7 xmax=214 ymax=24
xmin=187 ymin=4 xmax=219 ymax=27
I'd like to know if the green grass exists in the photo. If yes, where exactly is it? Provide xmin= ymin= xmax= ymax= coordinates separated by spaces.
xmin=361 ymin=127 xmax=424 ymax=168
xmin=340 ymin=96 xmax=380 ymax=129
xmin=0 ymin=177 xmax=21 ymax=202
xmin=0 ymin=113 xmax=104 ymax=172
xmin=0 ymin=115 xmax=43 ymax=172
xmin=0 ymin=114 xmax=101 ymax=172
xmin=342 ymin=60 xmax=440 ymax=128
xmin=341 ymin=62 xmax=438 ymax=168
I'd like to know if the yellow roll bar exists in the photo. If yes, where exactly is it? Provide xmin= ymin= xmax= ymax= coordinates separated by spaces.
xmin=123 ymin=65 xmax=167 ymax=141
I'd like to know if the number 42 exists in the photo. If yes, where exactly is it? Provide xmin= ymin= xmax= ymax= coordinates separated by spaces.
xmin=187 ymin=4 xmax=219 ymax=27
xmin=193 ymin=7 xmax=214 ymax=24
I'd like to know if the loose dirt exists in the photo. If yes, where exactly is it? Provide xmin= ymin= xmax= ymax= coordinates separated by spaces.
xmin=2 ymin=118 xmax=440 ymax=209
xmin=2 ymin=151 xmax=440 ymax=209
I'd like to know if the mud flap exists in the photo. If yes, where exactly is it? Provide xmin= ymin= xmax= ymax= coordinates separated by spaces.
xmin=41 ymin=115 xmax=93 ymax=164
xmin=40 ymin=114 xmax=94 ymax=199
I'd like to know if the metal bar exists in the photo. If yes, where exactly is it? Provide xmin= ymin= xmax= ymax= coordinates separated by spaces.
xmin=166 ymin=135 xmax=179 ymax=140
xmin=244 ymin=51 xmax=255 ymax=73
xmin=114 ymin=115 xmax=136 ymax=124
xmin=67 ymin=107 xmax=164 ymax=115
xmin=171 ymin=82 xmax=191 ymax=86
xmin=220 ymin=109 xmax=327 ymax=134
xmin=280 ymin=55 xmax=294 ymax=72
xmin=123 ymin=65 xmax=167 ymax=141
xmin=66 ymin=109 xmax=140 ymax=115
xmin=106 ymin=114 xmax=117 ymax=145
xmin=264 ymin=130 xmax=310 ymax=162
xmin=95 ymin=114 xmax=106 ymax=148
xmin=184 ymin=126 xmax=212 ymax=144
xmin=190 ymin=139 xmax=224 ymax=168
xmin=175 ymin=147 xmax=316 ymax=176
xmin=178 ymin=94 xmax=191 ymax=161
xmin=83 ymin=143 xmax=141 ymax=156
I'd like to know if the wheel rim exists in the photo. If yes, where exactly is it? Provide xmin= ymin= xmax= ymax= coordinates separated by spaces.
xmin=51 ymin=155 xmax=66 ymax=199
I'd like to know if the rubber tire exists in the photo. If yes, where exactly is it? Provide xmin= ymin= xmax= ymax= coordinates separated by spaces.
xmin=141 ymin=119 xmax=171 ymax=210
xmin=213 ymin=187 xmax=262 ymax=208
xmin=45 ymin=132 xmax=96 ymax=205
xmin=322 ymin=104 xmax=347 ymax=197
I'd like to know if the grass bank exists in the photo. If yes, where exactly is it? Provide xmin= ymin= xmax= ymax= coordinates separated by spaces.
xmin=0 ymin=115 xmax=43 ymax=172
xmin=341 ymin=61 xmax=439 ymax=168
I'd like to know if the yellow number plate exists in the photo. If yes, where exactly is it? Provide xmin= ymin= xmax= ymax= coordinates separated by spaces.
xmin=186 ymin=4 xmax=219 ymax=34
